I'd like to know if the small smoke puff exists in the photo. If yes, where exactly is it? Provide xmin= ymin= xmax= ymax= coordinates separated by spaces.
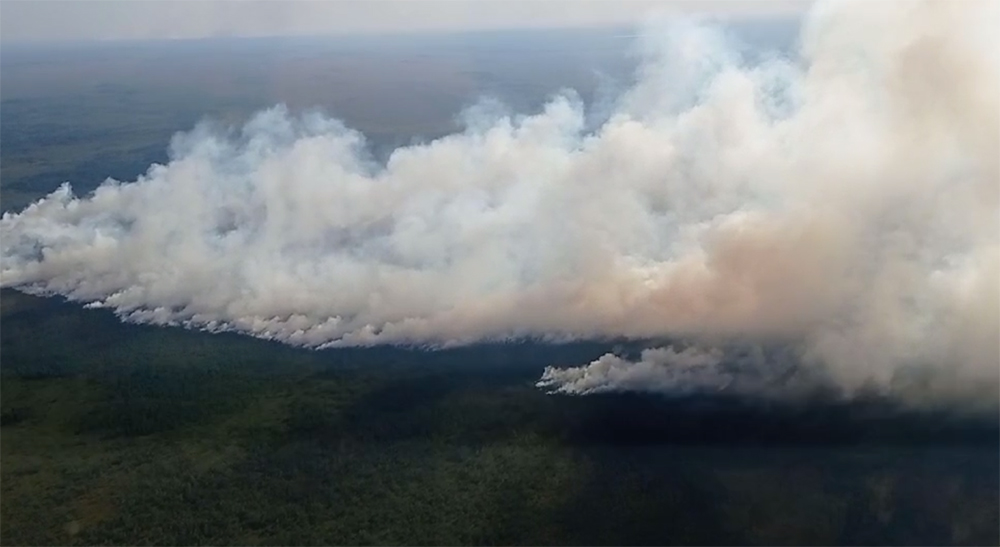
xmin=1 ymin=0 xmax=997 ymax=406
xmin=537 ymin=346 xmax=728 ymax=395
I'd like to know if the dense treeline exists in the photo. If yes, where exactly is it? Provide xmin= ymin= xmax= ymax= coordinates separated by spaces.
xmin=2 ymin=289 xmax=998 ymax=545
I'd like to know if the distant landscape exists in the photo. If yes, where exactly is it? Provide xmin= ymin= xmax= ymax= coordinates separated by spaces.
xmin=2 ymin=21 xmax=998 ymax=546
xmin=0 ymin=27 xmax=638 ymax=213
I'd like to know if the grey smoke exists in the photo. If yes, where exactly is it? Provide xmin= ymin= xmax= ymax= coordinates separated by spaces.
xmin=1 ymin=0 xmax=997 ymax=405
xmin=538 ymin=345 xmax=733 ymax=395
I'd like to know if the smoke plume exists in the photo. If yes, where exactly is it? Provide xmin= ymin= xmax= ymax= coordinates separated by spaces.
xmin=2 ymin=0 xmax=997 ymax=405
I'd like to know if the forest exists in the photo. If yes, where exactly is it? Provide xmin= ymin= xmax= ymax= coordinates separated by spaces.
xmin=2 ymin=288 xmax=998 ymax=545
xmin=1 ymin=29 xmax=997 ymax=545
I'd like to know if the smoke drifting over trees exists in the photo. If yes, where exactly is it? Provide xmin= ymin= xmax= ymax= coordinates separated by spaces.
xmin=2 ymin=0 xmax=997 ymax=406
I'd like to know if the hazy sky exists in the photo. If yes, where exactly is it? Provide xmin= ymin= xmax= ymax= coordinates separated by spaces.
xmin=1 ymin=0 xmax=810 ymax=43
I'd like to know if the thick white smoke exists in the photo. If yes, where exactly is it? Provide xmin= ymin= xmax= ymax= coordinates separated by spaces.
xmin=2 ymin=0 xmax=997 ymax=404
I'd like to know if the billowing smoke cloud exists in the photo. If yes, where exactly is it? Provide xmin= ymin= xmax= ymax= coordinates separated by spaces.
xmin=2 ymin=0 xmax=997 ymax=405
